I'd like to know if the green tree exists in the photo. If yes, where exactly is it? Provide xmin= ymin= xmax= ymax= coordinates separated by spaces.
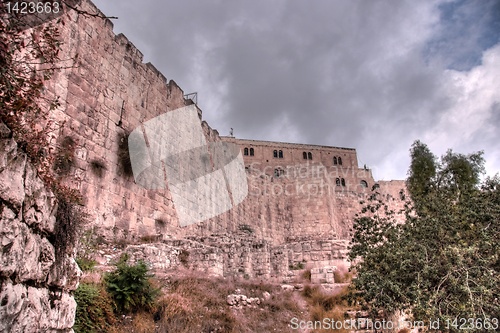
xmin=349 ymin=141 xmax=499 ymax=332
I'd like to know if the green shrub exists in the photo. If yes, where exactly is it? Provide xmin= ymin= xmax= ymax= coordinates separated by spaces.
xmin=104 ymin=254 xmax=160 ymax=314
xmin=74 ymin=283 xmax=116 ymax=333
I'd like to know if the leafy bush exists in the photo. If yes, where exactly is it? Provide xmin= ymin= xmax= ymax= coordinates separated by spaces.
xmin=74 ymin=283 xmax=116 ymax=333
xmin=104 ymin=254 xmax=160 ymax=313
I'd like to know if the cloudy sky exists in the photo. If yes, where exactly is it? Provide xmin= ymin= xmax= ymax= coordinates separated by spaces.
xmin=92 ymin=0 xmax=500 ymax=180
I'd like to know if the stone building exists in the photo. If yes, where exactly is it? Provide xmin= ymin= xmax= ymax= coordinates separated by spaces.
xmin=38 ymin=0 xmax=407 ymax=279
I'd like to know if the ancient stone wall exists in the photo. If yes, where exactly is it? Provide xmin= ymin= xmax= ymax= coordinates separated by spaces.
xmin=39 ymin=0 xmax=408 ymax=279
xmin=0 ymin=123 xmax=80 ymax=333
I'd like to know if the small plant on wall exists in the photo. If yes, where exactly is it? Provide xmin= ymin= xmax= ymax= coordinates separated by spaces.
xmin=89 ymin=158 xmax=106 ymax=178
xmin=238 ymin=224 xmax=254 ymax=234
xmin=116 ymin=131 xmax=134 ymax=178
xmin=53 ymin=136 xmax=76 ymax=176
xmin=179 ymin=249 xmax=190 ymax=267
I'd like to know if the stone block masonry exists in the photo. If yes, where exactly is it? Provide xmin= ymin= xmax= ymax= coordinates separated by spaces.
xmin=0 ymin=126 xmax=80 ymax=333
xmin=40 ymin=0 xmax=407 ymax=279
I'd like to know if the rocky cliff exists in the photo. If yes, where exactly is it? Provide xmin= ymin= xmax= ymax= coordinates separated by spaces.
xmin=0 ymin=123 xmax=80 ymax=333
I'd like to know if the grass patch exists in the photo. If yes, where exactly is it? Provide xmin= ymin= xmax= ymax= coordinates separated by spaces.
xmin=333 ymin=270 xmax=354 ymax=283
xmin=155 ymin=275 xmax=302 ymax=333
xmin=301 ymin=269 xmax=312 ymax=282
xmin=301 ymin=284 xmax=355 ymax=333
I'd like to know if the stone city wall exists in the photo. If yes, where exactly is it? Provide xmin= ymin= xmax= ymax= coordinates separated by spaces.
xmin=40 ymin=0 xmax=407 ymax=278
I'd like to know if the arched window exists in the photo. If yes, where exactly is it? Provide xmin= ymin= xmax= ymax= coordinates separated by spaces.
xmin=308 ymin=152 xmax=312 ymax=160
xmin=244 ymin=148 xmax=249 ymax=156
xmin=341 ymin=178 xmax=346 ymax=187
xmin=303 ymin=152 xmax=307 ymax=159
xmin=250 ymin=148 xmax=254 ymax=156
xmin=273 ymin=150 xmax=278 ymax=158
xmin=360 ymin=180 xmax=368 ymax=188
xmin=333 ymin=157 xmax=337 ymax=165
xmin=278 ymin=150 xmax=283 ymax=158
xmin=338 ymin=157 xmax=343 ymax=165
xmin=335 ymin=178 xmax=341 ymax=186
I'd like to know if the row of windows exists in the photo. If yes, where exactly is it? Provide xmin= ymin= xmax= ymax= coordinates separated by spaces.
xmin=243 ymin=147 xmax=346 ymax=166
xmin=336 ymin=179 xmax=368 ymax=187
xmin=271 ymin=172 xmax=368 ymax=189
xmin=335 ymin=178 xmax=346 ymax=186
xmin=243 ymin=147 xmax=254 ymax=156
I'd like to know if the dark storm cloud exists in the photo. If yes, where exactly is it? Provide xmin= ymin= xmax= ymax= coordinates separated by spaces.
xmin=92 ymin=0 xmax=500 ymax=180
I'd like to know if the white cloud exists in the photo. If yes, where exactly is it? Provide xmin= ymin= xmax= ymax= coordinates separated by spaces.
xmin=422 ymin=44 xmax=500 ymax=175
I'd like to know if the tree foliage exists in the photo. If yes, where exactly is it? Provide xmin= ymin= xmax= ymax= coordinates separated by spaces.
xmin=349 ymin=141 xmax=499 ymax=331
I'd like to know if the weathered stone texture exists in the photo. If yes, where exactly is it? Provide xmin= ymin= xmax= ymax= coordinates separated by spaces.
xmin=0 ymin=130 xmax=79 ymax=333
xmin=311 ymin=266 xmax=337 ymax=284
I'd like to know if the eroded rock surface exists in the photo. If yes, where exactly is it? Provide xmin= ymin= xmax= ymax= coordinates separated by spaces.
xmin=0 ymin=128 xmax=80 ymax=333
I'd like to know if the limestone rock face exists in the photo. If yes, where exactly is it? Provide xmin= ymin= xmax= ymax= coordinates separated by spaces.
xmin=0 ymin=130 xmax=80 ymax=333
